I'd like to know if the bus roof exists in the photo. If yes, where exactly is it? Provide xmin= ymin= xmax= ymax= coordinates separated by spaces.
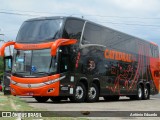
xmin=25 ymin=16 xmax=158 ymax=47
xmin=25 ymin=16 xmax=85 ymax=22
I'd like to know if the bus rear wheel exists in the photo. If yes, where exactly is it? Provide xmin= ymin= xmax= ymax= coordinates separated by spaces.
xmin=129 ymin=84 xmax=144 ymax=100
xmin=34 ymin=96 xmax=49 ymax=103
xmin=70 ymin=82 xmax=86 ymax=103
xmin=130 ymin=84 xmax=143 ymax=100
xmin=137 ymin=85 xmax=143 ymax=100
xmin=86 ymin=83 xmax=99 ymax=102
xmin=143 ymin=86 xmax=150 ymax=100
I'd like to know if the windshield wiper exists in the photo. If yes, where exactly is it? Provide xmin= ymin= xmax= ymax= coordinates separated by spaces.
xmin=12 ymin=72 xmax=28 ymax=77
xmin=32 ymin=72 xmax=49 ymax=75
xmin=12 ymin=71 xmax=26 ymax=74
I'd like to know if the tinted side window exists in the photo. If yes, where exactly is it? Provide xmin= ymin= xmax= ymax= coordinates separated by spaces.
xmin=82 ymin=23 xmax=102 ymax=45
xmin=150 ymin=45 xmax=159 ymax=58
xmin=63 ymin=19 xmax=84 ymax=41
xmin=106 ymin=32 xmax=126 ymax=51
xmin=124 ymin=38 xmax=136 ymax=53
xmin=153 ymin=49 xmax=157 ymax=57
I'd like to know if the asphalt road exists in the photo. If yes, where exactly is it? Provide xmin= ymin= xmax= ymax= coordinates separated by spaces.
xmin=20 ymin=94 xmax=160 ymax=111
xmin=19 ymin=94 xmax=160 ymax=119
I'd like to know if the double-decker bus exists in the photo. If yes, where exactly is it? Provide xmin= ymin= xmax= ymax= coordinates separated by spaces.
xmin=0 ymin=16 xmax=159 ymax=102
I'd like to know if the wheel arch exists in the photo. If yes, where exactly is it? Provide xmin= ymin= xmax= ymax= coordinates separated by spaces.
xmin=79 ymin=77 xmax=88 ymax=92
xmin=138 ymin=81 xmax=150 ymax=92
xmin=138 ymin=81 xmax=144 ymax=89
xmin=92 ymin=78 xmax=100 ymax=94
xmin=145 ymin=82 xmax=150 ymax=94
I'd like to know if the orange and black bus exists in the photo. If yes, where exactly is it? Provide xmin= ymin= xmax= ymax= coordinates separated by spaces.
xmin=0 ymin=16 xmax=159 ymax=102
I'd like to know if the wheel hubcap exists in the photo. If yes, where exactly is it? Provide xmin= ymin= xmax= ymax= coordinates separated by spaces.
xmin=75 ymin=86 xmax=83 ymax=99
xmin=144 ymin=88 xmax=148 ymax=98
xmin=138 ymin=88 xmax=142 ymax=98
xmin=88 ymin=87 xmax=96 ymax=99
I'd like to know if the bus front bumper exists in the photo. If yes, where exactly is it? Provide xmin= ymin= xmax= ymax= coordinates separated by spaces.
xmin=10 ymin=74 xmax=61 ymax=96
xmin=10 ymin=82 xmax=59 ymax=96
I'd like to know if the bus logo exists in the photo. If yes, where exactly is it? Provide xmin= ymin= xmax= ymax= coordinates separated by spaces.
xmin=104 ymin=49 xmax=133 ymax=62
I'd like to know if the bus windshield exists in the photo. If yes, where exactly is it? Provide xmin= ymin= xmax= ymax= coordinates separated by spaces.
xmin=12 ymin=49 xmax=57 ymax=77
xmin=16 ymin=19 xmax=63 ymax=43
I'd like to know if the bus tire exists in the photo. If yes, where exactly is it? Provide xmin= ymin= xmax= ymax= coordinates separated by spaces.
xmin=50 ymin=97 xmax=62 ymax=102
xmin=136 ymin=84 xmax=143 ymax=100
xmin=70 ymin=82 xmax=86 ymax=103
xmin=34 ymin=96 xmax=49 ymax=103
xmin=86 ymin=83 xmax=99 ymax=102
xmin=142 ymin=86 xmax=150 ymax=100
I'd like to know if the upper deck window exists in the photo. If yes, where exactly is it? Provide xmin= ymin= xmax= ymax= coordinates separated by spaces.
xmin=16 ymin=19 xmax=63 ymax=43
xmin=82 ymin=22 xmax=102 ymax=45
xmin=150 ymin=45 xmax=159 ymax=58
xmin=62 ymin=19 xmax=84 ymax=41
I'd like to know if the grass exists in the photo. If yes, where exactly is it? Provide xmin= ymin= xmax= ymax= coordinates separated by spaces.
xmin=0 ymin=93 xmax=40 ymax=111
xmin=0 ymin=92 xmax=87 ymax=120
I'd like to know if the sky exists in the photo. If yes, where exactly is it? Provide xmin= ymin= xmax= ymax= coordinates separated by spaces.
xmin=0 ymin=0 xmax=160 ymax=48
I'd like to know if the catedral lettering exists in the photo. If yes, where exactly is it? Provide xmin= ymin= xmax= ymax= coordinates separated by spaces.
xmin=0 ymin=16 xmax=159 ymax=103
xmin=104 ymin=49 xmax=132 ymax=62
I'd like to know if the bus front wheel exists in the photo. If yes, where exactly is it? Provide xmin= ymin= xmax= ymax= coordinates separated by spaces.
xmin=70 ymin=82 xmax=86 ymax=103
xmin=50 ymin=97 xmax=62 ymax=102
xmin=34 ymin=96 xmax=49 ymax=103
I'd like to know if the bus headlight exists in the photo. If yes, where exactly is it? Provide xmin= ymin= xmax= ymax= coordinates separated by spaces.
xmin=44 ymin=80 xmax=53 ymax=85
xmin=44 ymin=76 xmax=66 ymax=85
xmin=10 ymin=80 xmax=17 ymax=85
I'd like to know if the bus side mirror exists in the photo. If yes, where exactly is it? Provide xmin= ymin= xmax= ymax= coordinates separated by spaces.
xmin=0 ymin=41 xmax=15 ymax=57
xmin=51 ymin=39 xmax=77 ymax=56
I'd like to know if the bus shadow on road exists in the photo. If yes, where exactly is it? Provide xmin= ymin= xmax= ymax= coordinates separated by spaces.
xmin=22 ymin=96 xmax=156 ymax=104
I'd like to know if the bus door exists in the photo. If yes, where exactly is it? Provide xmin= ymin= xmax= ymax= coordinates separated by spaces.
xmin=58 ymin=46 xmax=73 ymax=96
xmin=3 ymin=56 xmax=12 ymax=95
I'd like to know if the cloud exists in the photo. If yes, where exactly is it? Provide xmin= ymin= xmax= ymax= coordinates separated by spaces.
xmin=0 ymin=0 xmax=159 ymax=47
xmin=111 ymin=0 xmax=160 ymax=12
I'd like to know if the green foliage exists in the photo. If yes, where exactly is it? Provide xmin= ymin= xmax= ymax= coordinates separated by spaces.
xmin=0 ymin=57 xmax=4 ymax=83
xmin=0 ymin=57 xmax=4 ymax=73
